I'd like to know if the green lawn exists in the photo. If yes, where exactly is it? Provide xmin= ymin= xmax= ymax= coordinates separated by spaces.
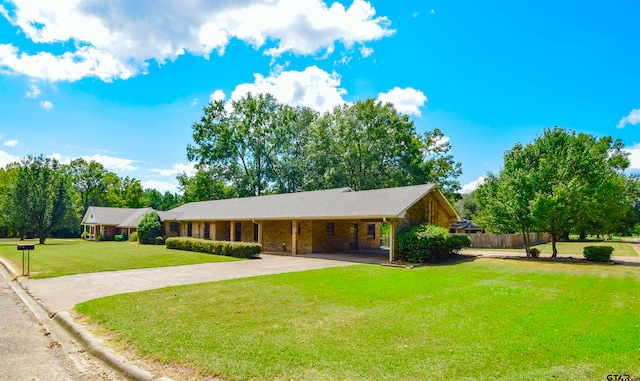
xmin=0 ymin=238 xmax=240 ymax=278
xmin=532 ymin=240 xmax=638 ymax=257
xmin=76 ymin=259 xmax=640 ymax=381
xmin=467 ymin=240 xmax=639 ymax=257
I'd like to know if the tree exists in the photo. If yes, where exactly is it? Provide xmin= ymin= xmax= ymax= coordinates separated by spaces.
xmin=7 ymin=155 xmax=69 ymax=244
xmin=67 ymin=158 xmax=107 ymax=215
xmin=103 ymin=174 xmax=146 ymax=208
xmin=177 ymin=168 xmax=235 ymax=202
xmin=455 ymin=192 xmax=481 ymax=220
xmin=305 ymin=99 xmax=462 ymax=194
xmin=476 ymin=127 xmax=632 ymax=257
xmin=137 ymin=211 xmax=162 ymax=244
xmin=187 ymin=93 xmax=284 ymax=197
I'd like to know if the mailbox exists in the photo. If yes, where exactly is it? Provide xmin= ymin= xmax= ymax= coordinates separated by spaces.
xmin=17 ymin=244 xmax=35 ymax=250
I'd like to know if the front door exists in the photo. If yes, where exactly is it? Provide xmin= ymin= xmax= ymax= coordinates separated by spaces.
xmin=349 ymin=223 xmax=358 ymax=251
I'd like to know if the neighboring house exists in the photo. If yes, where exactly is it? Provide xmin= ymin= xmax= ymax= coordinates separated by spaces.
xmin=81 ymin=207 xmax=155 ymax=240
xmin=450 ymin=219 xmax=485 ymax=234
xmin=81 ymin=184 xmax=459 ymax=261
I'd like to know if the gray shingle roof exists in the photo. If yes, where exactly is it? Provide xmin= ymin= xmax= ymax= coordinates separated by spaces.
xmin=81 ymin=207 xmax=154 ymax=228
xmin=167 ymin=184 xmax=451 ymax=221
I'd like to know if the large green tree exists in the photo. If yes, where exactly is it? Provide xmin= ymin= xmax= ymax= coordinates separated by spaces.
xmin=6 ymin=155 xmax=69 ymax=244
xmin=187 ymin=94 xmax=462 ymax=198
xmin=177 ymin=167 xmax=235 ymax=202
xmin=67 ymin=158 xmax=108 ymax=215
xmin=305 ymin=99 xmax=461 ymax=194
xmin=476 ymin=127 xmax=632 ymax=257
xmin=187 ymin=93 xmax=283 ymax=197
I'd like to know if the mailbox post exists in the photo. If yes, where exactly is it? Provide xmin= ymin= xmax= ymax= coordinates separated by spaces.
xmin=17 ymin=244 xmax=34 ymax=276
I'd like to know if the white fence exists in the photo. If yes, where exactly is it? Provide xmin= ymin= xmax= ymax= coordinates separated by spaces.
xmin=451 ymin=232 xmax=551 ymax=249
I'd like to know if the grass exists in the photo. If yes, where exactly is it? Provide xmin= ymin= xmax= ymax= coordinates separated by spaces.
xmin=533 ymin=240 xmax=639 ymax=257
xmin=467 ymin=240 xmax=639 ymax=257
xmin=0 ymin=238 xmax=241 ymax=278
xmin=76 ymin=259 xmax=640 ymax=381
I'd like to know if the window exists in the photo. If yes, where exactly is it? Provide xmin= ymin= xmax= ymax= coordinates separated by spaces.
xmin=253 ymin=223 xmax=259 ymax=242
xmin=204 ymin=222 xmax=210 ymax=239
xmin=326 ymin=222 xmax=334 ymax=235
xmin=169 ymin=222 xmax=179 ymax=232
xmin=187 ymin=223 xmax=193 ymax=237
xmin=367 ymin=224 xmax=375 ymax=240
xmin=235 ymin=222 xmax=242 ymax=241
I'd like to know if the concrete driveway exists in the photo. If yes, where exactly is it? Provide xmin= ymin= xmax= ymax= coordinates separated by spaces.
xmin=21 ymin=254 xmax=355 ymax=314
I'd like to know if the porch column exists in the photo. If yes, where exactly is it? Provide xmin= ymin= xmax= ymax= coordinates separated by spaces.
xmin=230 ymin=221 xmax=236 ymax=242
xmin=291 ymin=219 xmax=298 ymax=255
xmin=389 ymin=220 xmax=398 ymax=262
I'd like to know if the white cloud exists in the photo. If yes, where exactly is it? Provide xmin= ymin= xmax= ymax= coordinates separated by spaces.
xmin=25 ymin=84 xmax=41 ymax=98
xmin=40 ymin=100 xmax=53 ymax=110
xmin=617 ymin=109 xmax=640 ymax=129
xmin=151 ymin=163 xmax=197 ymax=177
xmin=81 ymin=154 xmax=137 ymax=171
xmin=47 ymin=153 xmax=71 ymax=165
xmin=624 ymin=144 xmax=640 ymax=170
xmin=191 ymin=98 xmax=199 ymax=106
xmin=1 ymin=0 xmax=393 ymax=82
xmin=0 ymin=44 xmax=136 ymax=82
xmin=231 ymin=65 xmax=347 ymax=113
xmin=3 ymin=139 xmax=18 ymax=147
xmin=377 ymin=87 xmax=427 ymax=116
xmin=141 ymin=179 xmax=179 ymax=193
xmin=0 ymin=150 xmax=20 ymax=168
xmin=460 ymin=176 xmax=487 ymax=194
xmin=209 ymin=90 xmax=226 ymax=103
xmin=360 ymin=46 xmax=373 ymax=58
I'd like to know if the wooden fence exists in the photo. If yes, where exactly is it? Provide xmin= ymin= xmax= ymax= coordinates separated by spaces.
xmin=451 ymin=232 xmax=551 ymax=249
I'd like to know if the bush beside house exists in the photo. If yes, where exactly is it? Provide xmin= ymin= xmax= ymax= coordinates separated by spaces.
xmin=137 ymin=212 xmax=162 ymax=244
xmin=397 ymin=223 xmax=471 ymax=263
xmin=166 ymin=237 xmax=262 ymax=259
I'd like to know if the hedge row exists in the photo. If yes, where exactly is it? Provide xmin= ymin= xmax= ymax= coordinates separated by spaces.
xmin=165 ymin=237 xmax=261 ymax=259
xmin=583 ymin=246 xmax=614 ymax=262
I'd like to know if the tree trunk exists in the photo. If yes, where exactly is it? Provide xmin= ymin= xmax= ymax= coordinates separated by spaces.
xmin=579 ymin=229 xmax=586 ymax=241
xmin=551 ymin=233 xmax=558 ymax=258
xmin=522 ymin=227 xmax=530 ymax=257
xmin=39 ymin=234 xmax=46 ymax=244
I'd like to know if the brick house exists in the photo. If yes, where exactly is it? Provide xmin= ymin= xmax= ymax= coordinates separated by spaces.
xmin=81 ymin=184 xmax=459 ymax=261
xmin=161 ymin=184 xmax=459 ymax=261
xmin=81 ymin=207 xmax=155 ymax=240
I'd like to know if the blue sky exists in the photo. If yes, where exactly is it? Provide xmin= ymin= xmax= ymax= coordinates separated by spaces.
xmin=1 ymin=0 xmax=639 ymax=194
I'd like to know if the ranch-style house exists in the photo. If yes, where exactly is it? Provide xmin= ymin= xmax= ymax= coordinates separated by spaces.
xmin=81 ymin=184 xmax=460 ymax=261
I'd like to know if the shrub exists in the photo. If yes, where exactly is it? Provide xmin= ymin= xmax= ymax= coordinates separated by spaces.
xmin=397 ymin=224 xmax=450 ymax=263
xmin=583 ymin=246 xmax=614 ymax=262
xmin=129 ymin=231 xmax=138 ymax=242
xmin=165 ymin=237 xmax=261 ymax=259
xmin=98 ymin=234 xmax=115 ymax=241
xmin=155 ymin=236 xmax=165 ymax=245
xmin=529 ymin=248 xmax=540 ymax=258
xmin=444 ymin=235 xmax=471 ymax=255
xmin=138 ymin=212 xmax=162 ymax=244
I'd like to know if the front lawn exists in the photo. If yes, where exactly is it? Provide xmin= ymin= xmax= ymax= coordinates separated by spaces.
xmin=0 ymin=238 xmax=240 ymax=278
xmin=466 ymin=240 xmax=639 ymax=257
xmin=532 ymin=240 xmax=638 ymax=257
xmin=76 ymin=259 xmax=640 ymax=381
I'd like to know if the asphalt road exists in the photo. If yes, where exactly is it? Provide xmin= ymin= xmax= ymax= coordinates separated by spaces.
xmin=0 ymin=266 xmax=122 ymax=381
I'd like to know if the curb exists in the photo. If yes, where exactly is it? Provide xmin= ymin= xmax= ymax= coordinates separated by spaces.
xmin=0 ymin=255 xmax=174 ymax=381
xmin=54 ymin=311 xmax=173 ymax=381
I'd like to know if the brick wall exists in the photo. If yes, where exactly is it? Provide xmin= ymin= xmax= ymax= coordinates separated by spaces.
xmin=261 ymin=220 xmax=292 ymax=252
xmin=401 ymin=192 xmax=456 ymax=229
xmin=311 ymin=220 xmax=350 ymax=253
xmin=357 ymin=222 xmax=381 ymax=250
